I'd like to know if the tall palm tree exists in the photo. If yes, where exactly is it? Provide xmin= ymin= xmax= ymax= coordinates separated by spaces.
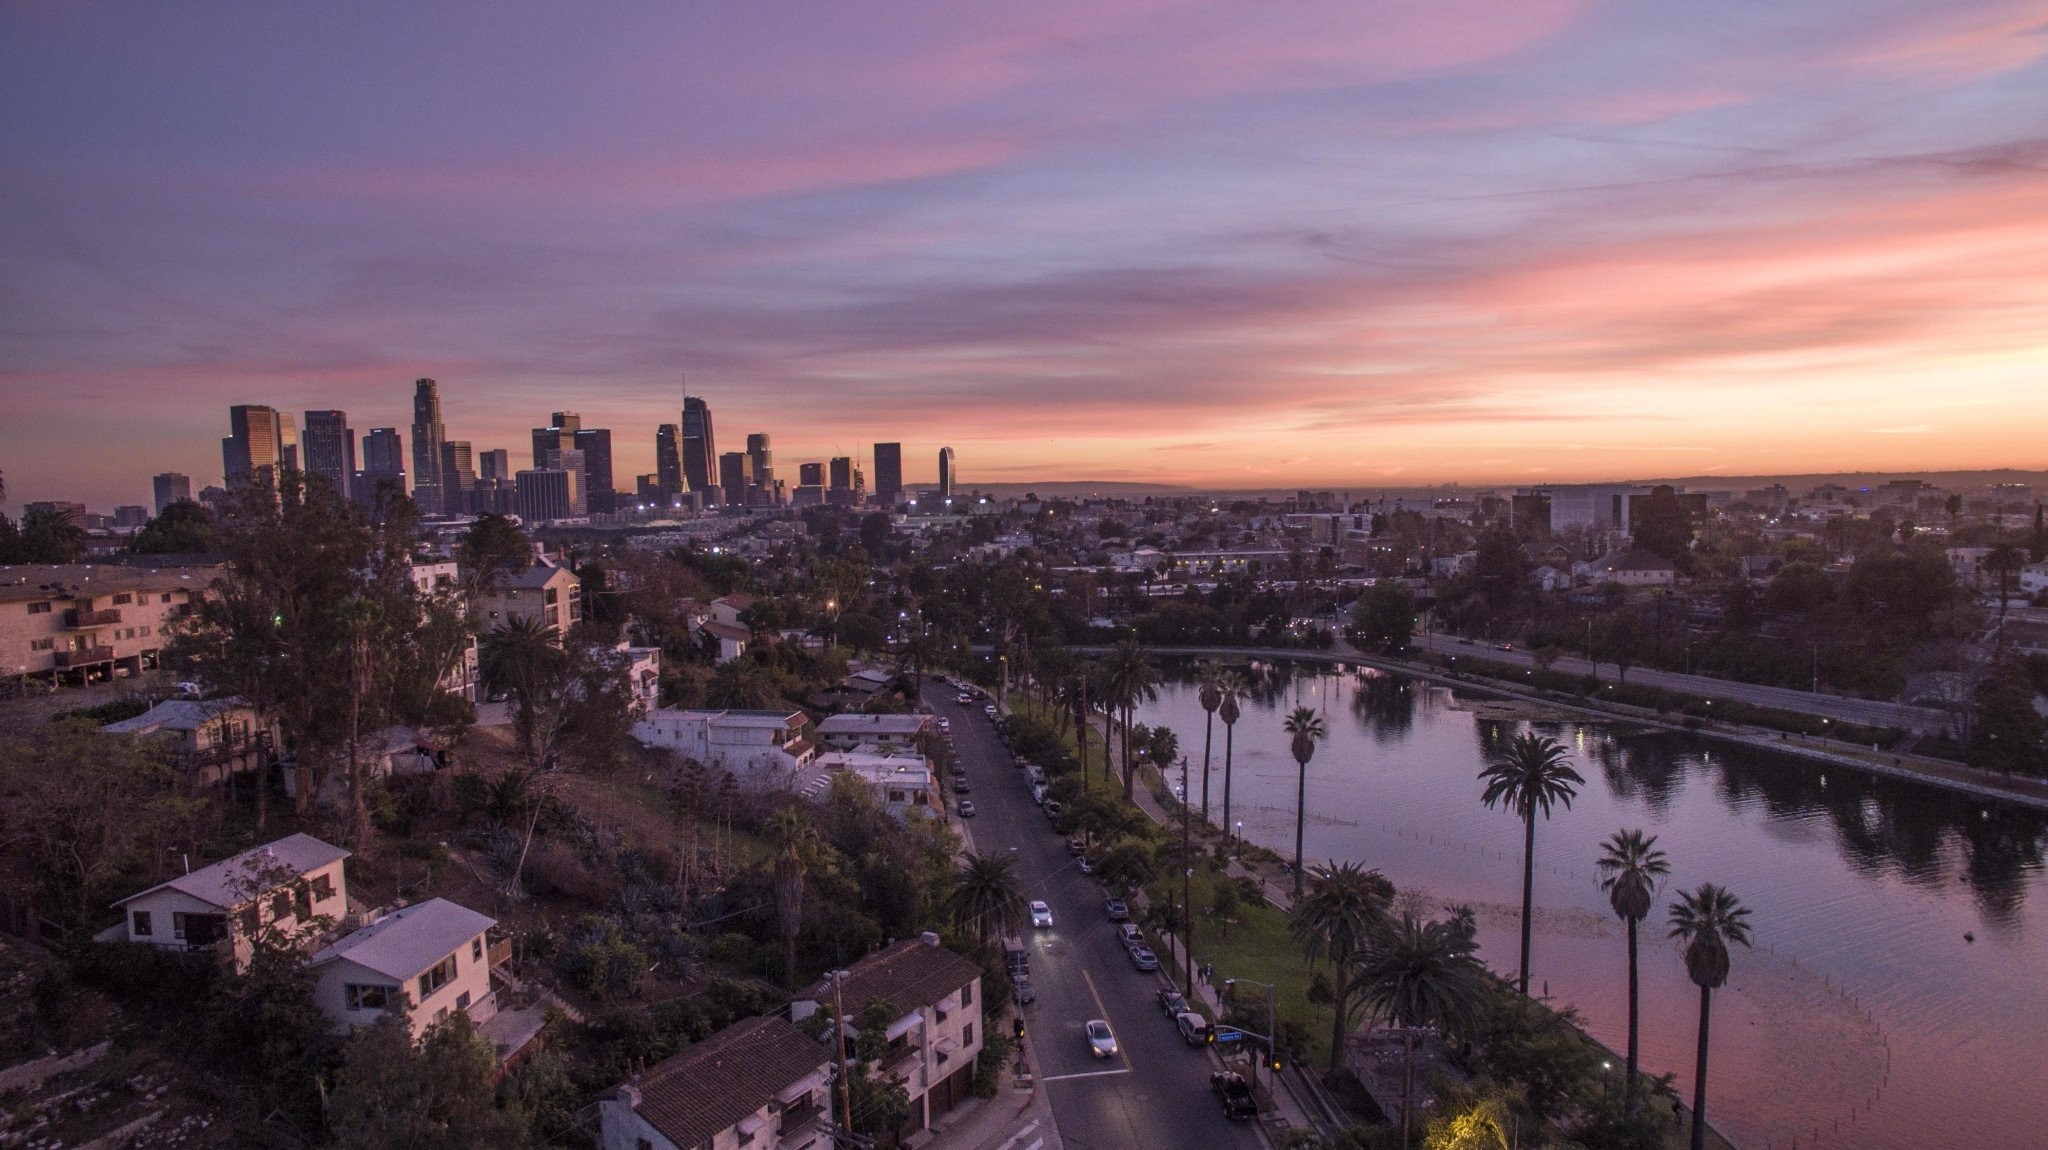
xmin=1198 ymin=661 xmax=1225 ymax=822
xmin=1288 ymin=862 xmax=1395 ymax=1083
xmin=1218 ymin=671 xmax=1245 ymax=842
xmin=1596 ymin=828 xmax=1670 ymax=1114
xmin=1069 ymin=662 xmax=1096 ymax=790
xmin=1282 ymin=706 xmax=1328 ymax=896
xmin=1670 ymin=884 xmax=1754 ymax=1150
xmin=480 ymin=615 xmax=562 ymax=755
xmin=1356 ymin=913 xmax=1490 ymax=1149
xmin=1478 ymin=731 xmax=1584 ymax=995
xmin=771 ymin=808 xmax=821 ymax=988
xmin=949 ymin=852 xmax=1026 ymax=948
xmin=1102 ymin=637 xmax=1160 ymax=799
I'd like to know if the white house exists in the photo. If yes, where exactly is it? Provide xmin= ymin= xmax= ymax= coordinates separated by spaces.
xmin=791 ymin=934 xmax=984 ymax=1140
xmin=814 ymin=713 xmax=930 ymax=752
xmin=2020 ymin=563 xmax=2048 ymax=597
xmin=307 ymin=897 xmax=496 ymax=1040
xmin=1527 ymin=565 xmax=1572 ymax=593
xmin=113 ymin=833 xmax=348 ymax=972
xmin=707 ymin=593 xmax=754 ymax=630
xmin=600 ymin=1015 xmax=834 ymax=1150
xmin=619 ymin=641 xmax=662 ymax=715
xmin=632 ymin=708 xmax=816 ymax=783
xmin=799 ymin=750 xmax=938 ymax=819
xmin=1579 ymin=549 xmax=1677 ymax=587
xmin=699 ymin=619 xmax=751 ymax=664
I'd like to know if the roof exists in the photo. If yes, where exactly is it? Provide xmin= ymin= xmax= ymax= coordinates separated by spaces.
xmin=309 ymin=898 xmax=495 ymax=980
xmin=816 ymin=714 xmax=928 ymax=737
xmin=626 ymin=1015 xmax=828 ymax=1149
xmin=806 ymin=937 xmax=981 ymax=1014
xmin=0 ymin=563 xmax=215 ymax=605
xmin=104 ymin=697 xmax=249 ymax=735
xmin=498 ymin=563 xmax=573 ymax=590
xmin=712 ymin=592 xmax=755 ymax=610
xmin=117 ymin=833 xmax=348 ymax=911
xmin=701 ymin=620 xmax=751 ymax=642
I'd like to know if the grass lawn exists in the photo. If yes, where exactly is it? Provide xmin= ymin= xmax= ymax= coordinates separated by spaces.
xmin=1154 ymin=866 xmax=1335 ymax=1069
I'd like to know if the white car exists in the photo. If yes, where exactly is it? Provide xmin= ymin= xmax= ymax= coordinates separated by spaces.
xmin=1086 ymin=1019 xmax=1118 ymax=1059
xmin=1030 ymin=900 xmax=1054 ymax=928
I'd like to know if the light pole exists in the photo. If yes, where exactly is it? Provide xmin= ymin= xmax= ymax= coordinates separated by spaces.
xmin=1811 ymin=641 xmax=1820 ymax=694
xmin=1181 ymin=755 xmax=1194 ymax=994
xmin=830 ymin=969 xmax=853 ymax=1145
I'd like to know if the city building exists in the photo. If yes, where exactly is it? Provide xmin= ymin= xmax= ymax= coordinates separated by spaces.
xmin=113 ymin=506 xmax=150 ymax=529
xmin=747 ymin=433 xmax=777 ymax=504
xmin=301 ymin=411 xmax=356 ymax=500
xmin=0 ymin=562 xmax=214 ymax=683
xmin=654 ymin=423 xmax=684 ymax=498
xmin=682 ymin=395 xmax=717 ymax=494
xmin=152 ymin=472 xmax=192 ymax=515
xmin=575 ymin=427 xmax=616 ymax=513
xmin=307 ymin=898 xmax=497 ymax=1040
xmin=937 ymin=446 xmax=955 ymax=506
xmin=799 ymin=461 xmax=825 ymax=487
xmin=799 ymin=750 xmax=938 ymax=819
xmin=411 ymin=379 xmax=447 ymax=515
xmin=440 ymin=441 xmax=476 ymax=511
xmin=630 ymin=708 xmax=816 ymax=782
xmin=478 ymin=449 xmax=511 ymax=482
xmin=599 ymin=1015 xmax=835 ymax=1150
xmin=221 ymin=404 xmax=282 ymax=488
xmin=112 ymin=833 xmax=349 ymax=974
xmin=514 ymin=468 xmax=580 ymax=523
xmin=356 ymin=427 xmax=406 ymax=507
xmin=873 ymin=442 xmax=903 ymax=507
xmin=718 ymin=451 xmax=751 ymax=506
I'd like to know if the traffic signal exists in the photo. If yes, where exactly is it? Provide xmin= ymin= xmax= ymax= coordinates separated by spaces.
xmin=1013 ymin=1017 xmax=1025 ymax=1040
xmin=1271 ymin=1056 xmax=1283 ymax=1072
xmin=1206 ymin=1027 xmax=1216 ymax=1044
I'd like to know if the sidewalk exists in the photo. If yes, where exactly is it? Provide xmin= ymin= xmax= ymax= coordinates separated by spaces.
xmin=915 ymin=1017 xmax=1063 ymax=1150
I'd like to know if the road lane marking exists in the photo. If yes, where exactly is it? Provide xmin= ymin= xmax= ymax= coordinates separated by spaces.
xmin=995 ymin=1119 xmax=1040 ymax=1150
xmin=1037 ymin=1067 xmax=1134 ymax=1083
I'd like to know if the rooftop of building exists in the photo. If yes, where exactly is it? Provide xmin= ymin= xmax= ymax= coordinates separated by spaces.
xmin=621 ymin=1015 xmax=828 ymax=1150
xmin=0 ymin=563 xmax=215 ymax=605
xmin=117 ymin=833 xmax=348 ymax=911
xmin=309 ymin=898 xmax=495 ymax=980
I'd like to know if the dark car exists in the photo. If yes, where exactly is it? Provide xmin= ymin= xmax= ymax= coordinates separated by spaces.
xmin=1104 ymin=899 xmax=1130 ymax=922
xmin=1157 ymin=989 xmax=1188 ymax=1017
xmin=1212 ymin=1071 xmax=1258 ymax=1119
xmin=1013 ymin=976 xmax=1035 ymax=1006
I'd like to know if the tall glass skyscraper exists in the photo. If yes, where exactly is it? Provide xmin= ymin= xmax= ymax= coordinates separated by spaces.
xmin=682 ymin=395 xmax=717 ymax=494
xmin=411 ymin=378 xmax=446 ymax=514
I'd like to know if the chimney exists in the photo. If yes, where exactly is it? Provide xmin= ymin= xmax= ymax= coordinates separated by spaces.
xmin=920 ymin=931 xmax=940 ymax=947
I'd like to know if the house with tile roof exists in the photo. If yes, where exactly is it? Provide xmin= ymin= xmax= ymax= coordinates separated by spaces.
xmin=599 ymin=1015 xmax=834 ymax=1150
xmin=112 ymin=833 xmax=348 ymax=972
xmin=307 ymin=897 xmax=497 ymax=1040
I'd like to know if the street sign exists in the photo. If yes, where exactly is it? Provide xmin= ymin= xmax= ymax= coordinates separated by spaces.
xmin=1213 ymin=1028 xmax=1244 ymax=1043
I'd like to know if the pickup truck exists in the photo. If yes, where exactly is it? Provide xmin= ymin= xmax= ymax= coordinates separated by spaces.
xmin=1211 ymin=1071 xmax=1258 ymax=1120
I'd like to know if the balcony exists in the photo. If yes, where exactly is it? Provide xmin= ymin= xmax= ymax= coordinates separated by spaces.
xmin=64 ymin=607 xmax=123 ymax=629
xmin=55 ymin=646 xmax=115 ymax=668
xmin=777 ymin=1099 xmax=827 ymax=1140
xmin=879 ymin=1041 xmax=923 ymax=1079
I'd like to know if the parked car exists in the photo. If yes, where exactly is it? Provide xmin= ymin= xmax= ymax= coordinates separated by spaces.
xmin=957 ymin=800 xmax=977 ymax=818
xmin=1175 ymin=1011 xmax=1210 ymax=1045
xmin=983 ymin=704 xmax=999 ymax=718
xmin=1128 ymin=947 xmax=1159 ymax=972
xmin=957 ymin=692 xmax=974 ymax=704
xmin=1043 ymin=800 xmax=1062 ymax=821
xmin=1030 ymin=900 xmax=1054 ymax=929
xmin=1156 ymin=989 xmax=1188 ymax=1016
xmin=1013 ymin=976 xmax=1035 ymax=1006
xmin=1104 ymin=899 xmax=1130 ymax=922
xmin=1067 ymin=837 xmax=1087 ymax=855
xmin=1076 ymin=856 xmax=1094 ymax=875
xmin=953 ymin=777 xmax=971 ymax=793
xmin=1211 ymin=1071 xmax=1258 ymax=1119
xmin=1086 ymin=1019 xmax=1119 ymax=1059
xmin=1117 ymin=923 xmax=1144 ymax=947
xmin=1003 ymin=936 xmax=1028 ymax=976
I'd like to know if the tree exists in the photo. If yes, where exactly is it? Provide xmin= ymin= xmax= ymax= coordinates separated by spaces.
xmin=481 ymin=616 xmax=566 ymax=757
xmin=1283 ymin=706 xmax=1327 ymax=897
xmin=130 ymin=499 xmax=221 ymax=554
xmin=1985 ymin=542 xmax=2027 ymax=620
xmin=1356 ymin=913 xmax=1490 ymax=1149
xmin=327 ymin=1009 xmax=528 ymax=1149
xmin=1102 ymin=636 xmax=1161 ymax=799
xmin=455 ymin=513 xmax=531 ymax=602
xmin=771 ymin=808 xmax=822 ymax=988
xmin=949 ymin=852 xmax=1025 ymax=948
xmin=1218 ymin=671 xmax=1245 ymax=842
xmin=1630 ymin=485 xmax=1698 ymax=563
xmin=17 ymin=504 xmax=88 ymax=563
xmin=1198 ymin=661 xmax=1224 ymax=821
xmin=1972 ymin=657 xmax=2048 ymax=776
xmin=1352 ymin=581 xmax=1418 ymax=653
xmin=1288 ymin=861 xmax=1395 ymax=1083
xmin=1478 ymin=732 xmax=1584 ymax=995
xmin=1596 ymin=828 xmax=1670 ymax=1114
xmin=1669 ymin=884 xmax=1754 ymax=1150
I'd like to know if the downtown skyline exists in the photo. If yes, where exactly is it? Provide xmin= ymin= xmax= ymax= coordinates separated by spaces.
xmin=5 ymin=1 xmax=2048 ymax=510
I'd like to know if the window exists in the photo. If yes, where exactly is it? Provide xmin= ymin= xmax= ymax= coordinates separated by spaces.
xmin=113 ymin=593 xmax=133 ymax=605
xmin=30 ymin=639 xmax=52 ymax=651
xmin=310 ymin=874 xmax=334 ymax=902
xmin=161 ymin=593 xmax=172 ymax=603
xmin=963 ymin=1023 xmax=974 ymax=1047
xmin=961 ymin=981 xmax=973 ymax=1007
xmin=271 ymin=890 xmax=291 ymax=921
xmin=28 ymin=601 xmax=51 ymax=614
xmin=238 ymin=906 xmax=260 ymax=935
xmin=346 ymin=984 xmax=392 ymax=1011
xmin=456 ymin=991 xmax=471 ymax=1010
xmin=419 ymin=953 xmax=458 ymax=999
xmin=637 ymin=1140 xmax=654 ymax=1150
xmin=172 ymin=912 xmax=188 ymax=940
xmin=471 ymin=936 xmax=484 ymax=963
xmin=292 ymin=883 xmax=312 ymax=921
xmin=132 ymin=910 xmax=152 ymax=936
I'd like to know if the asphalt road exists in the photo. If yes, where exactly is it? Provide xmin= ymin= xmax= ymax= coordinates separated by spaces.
xmin=1409 ymin=632 xmax=1953 ymax=733
xmin=930 ymin=683 xmax=1263 ymax=1150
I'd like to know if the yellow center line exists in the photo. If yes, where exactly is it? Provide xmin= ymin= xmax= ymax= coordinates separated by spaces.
xmin=1080 ymin=968 xmax=1132 ymax=1072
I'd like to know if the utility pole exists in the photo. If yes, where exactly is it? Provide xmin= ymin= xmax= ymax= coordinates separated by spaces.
xmin=831 ymin=970 xmax=853 ymax=1148
xmin=1180 ymin=755 xmax=1193 ymax=994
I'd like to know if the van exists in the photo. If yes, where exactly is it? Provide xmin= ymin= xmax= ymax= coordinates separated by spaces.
xmin=1002 ymin=936 xmax=1029 ymax=976
xmin=1176 ymin=1012 xmax=1210 ymax=1046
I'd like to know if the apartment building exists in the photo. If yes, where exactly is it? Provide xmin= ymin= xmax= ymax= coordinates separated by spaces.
xmin=0 ymin=564 xmax=214 ymax=684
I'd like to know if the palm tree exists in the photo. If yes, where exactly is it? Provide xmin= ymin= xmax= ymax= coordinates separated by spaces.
xmin=1102 ymin=636 xmax=1160 ymax=799
xmin=1198 ymin=661 xmax=1225 ymax=822
xmin=1288 ymin=862 xmax=1395 ymax=1083
xmin=1478 ymin=731 xmax=1584 ymax=995
xmin=949 ymin=852 xmax=1026 ymax=948
xmin=1218 ymin=671 xmax=1245 ymax=843
xmin=1596 ymin=828 xmax=1670 ymax=1114
xmin=1356 ymin=913 xmax=1490 ymax=1149
xmin=771 ymin=808 xmax=821 ymax=988
xmin=1985 ymin=541 xmax=2026 ymax=621
xmin=1670 ymin=884 xmax=1754 ymax=1150
xmin=1282 ymin=706 xmax=1327 ymax=897
xmin=1069 ymin=662 xmax=1096 ymax=790
xmin=705 ymin=657 xmax=774 ymax=710
xmin=480 ymin=615 xmax=563 ymax=755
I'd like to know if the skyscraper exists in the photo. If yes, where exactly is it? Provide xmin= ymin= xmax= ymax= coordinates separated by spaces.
xmin=828 ymin=456 xmax=852 ymax=492
xmin=276 ymin=413 xmax=299 ymax=472
xmin=515 ymin=468 xmax=578 ymax=523
xmin=654 ymin=424 xmax=684 ymax=497
xmin=682 ymin=395 xmax=717 ymax=494
xmin=357 ymin=427 xmax=406 ymax=507
xmin=152 ymin=472 xmax=192 ymax=515
xmin=574 ymin=427 xmax=615 ymax=513
xmin=746 ymin=433 xmax=774 ymax=487
xmin=411 ymin=379 xmax=446 ymax=515
xmin=873 ymin=443 xmax=903 ymax=506
xmin=938 ymin=446 xmax=956 ymax=506
xmin=799 ymin=461 xmax=825 ymax=487
xmin=544 ymin=447 xmax=587 ymax=515
xmin=441 ymin=441 xmax=476 ymax=511
xmin=531 ymin=423 xmax=574 ymax=469
xmin=302 ymin=410 xmax=356 ymax=499
xmin=222 ymin=404 xmax=282 ymax=487
xmin=718 ymin=451 xmax=751 ymax=506
xmin=479 ymin=449 xmax=512 ymax=481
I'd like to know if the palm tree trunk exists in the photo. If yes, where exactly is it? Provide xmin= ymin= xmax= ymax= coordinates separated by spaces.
xmin=1292 ymin=755 xmax=1307 ymax=897
xmin=1121 ymin=704 xmax=1135 ymax=798
xmin=1076 ymin=693 xmax=1090 ymax=792
xmin=1221 ymin=724 xmax=1235 ymax=842
xmin=1626 ymin=916 xmax=1641 ymax=1114
xmin=1201 ymin=713 xmax=1214 ymax=823
xmin=1519 ymin=806 xmax=1536 ymax=996
xmin=1401 ymin=1029 xmax=1417 ymax=1150
xmin=1326 ymin=967 xmax=1349 ymax=1083
xmin=1691 ymin=983 xmax=1712 ymax=1150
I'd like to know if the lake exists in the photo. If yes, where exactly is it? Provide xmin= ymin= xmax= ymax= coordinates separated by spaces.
xmin=1133 ymin=660 xmax=2048 ymax=1150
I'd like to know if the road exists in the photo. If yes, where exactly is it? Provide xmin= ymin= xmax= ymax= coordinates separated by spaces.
xmin=1408 ymin=632 xmax=1953 ymax=734
xmin=930 ymin=683 xmax=1262 ymax=1150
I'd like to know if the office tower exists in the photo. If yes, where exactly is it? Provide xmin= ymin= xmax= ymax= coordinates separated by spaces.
xmin=682 ymin=395 xmax=717 ymax=493
xmin=515 ymin=469 xmax=578 ymax=523
xmin=828 ymin=456 xmax=852 ymax=492
xmin=301 ymin=410 xmax=356 ymax=500
xmin=356 ymin=427 xmax=406 ymax=507
xmin=440 ymin=441 xmax=476 ymax=511
xmin=551 ymin=411 xmax=582 ymax=434
xmin=114 ymin=506 xmax=150 ymax=529
xmin=746 ymin=433 xmax=774 ymax=487
xmin=654 ymin=424 xmax=684 ymax=496
xmin=222 ymin=404 xmax=282 ymax=487
xmin=479 ymin=449 xmax=511 ymax=481
xmin=574 ymin=427 xmax=615 ymax=513
xmin=799 ymin=462 xmax=825 ymax=487
xmin=411 ymin=379 xmax=446 ymax=515
xmin=873 ymin=443 xmax=903 ymax=506
xmin=531 ymin=424 xmax=573 ymax=469
xmin=938 ymin=446 xmax=955 ymax=505
xmin=543 ymin=447 xmax=587 ymax=514
xmin=277 ymin=413 xmax=299 ymax=472
xmin=718 ymin=451 xmax=751 ymax=506
xmin=152 ymin=472 xmax=192 ymax=515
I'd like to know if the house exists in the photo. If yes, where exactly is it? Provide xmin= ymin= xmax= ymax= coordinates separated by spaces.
xmin=307 ymin=898 xmax=497 ymax=1040
xmin=0 ymin=563 xmax=214 ymax=685
xmin=1579 ymin=549 xmax=1677 ymax=587
xmin=600 ymin=1015 xmax=834 ymax=1150
xmin=1527 ymin=565 xmax=1571 ymax=593
xmin=632 ymin=708 xmax=816 ymax=783
xmin=814 ymin=713 xmax=930 ymax=752
xmin=408 ymin=560 xmax=479 ymax=701
xmin=2020 ymin=563 xmax=2048 ymax=597
xmin=475 ymin=559 xmax=582 ymax=640
xmin=113 ymin=833 xmax=348 ymax=972
xmin=792 ymin=934 xmax=984 ymax=1140
xmin=797 ymin=750 xmax=938 ymax=819
xmin=707 ymin=593 xmax=754 ymax=630
xmin=700 ymin=619 xmax=751 ymax=664
xmin=619 ymin=641 xmax=662 ymax=715
xmin=103 ymin=696 xmax=277 ymax=784
xmin=812 ymin=667 xmax=897 ymax=711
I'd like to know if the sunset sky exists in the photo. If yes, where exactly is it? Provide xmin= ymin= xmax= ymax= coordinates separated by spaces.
xmin=4 ymin=1 xmax=2046 ymax=509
